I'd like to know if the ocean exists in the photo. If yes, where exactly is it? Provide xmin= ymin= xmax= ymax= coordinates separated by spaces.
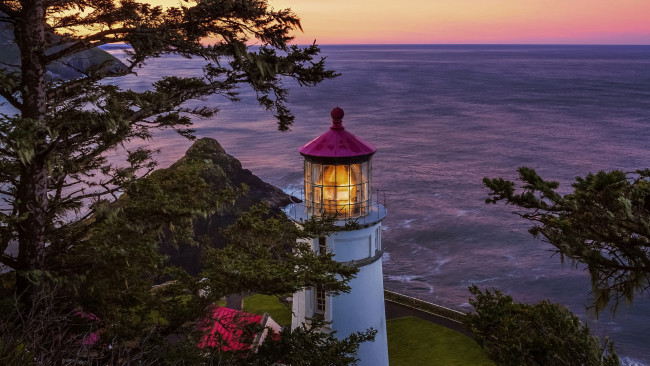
xmin=100 ymin=44 xmax=650 ymax=364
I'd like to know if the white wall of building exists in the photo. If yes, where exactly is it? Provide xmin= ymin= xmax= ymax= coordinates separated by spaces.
xmin=330 ymin=253 xmax=388 ymax=366
xmin=291 ymin=221 xmax=389 ymax=366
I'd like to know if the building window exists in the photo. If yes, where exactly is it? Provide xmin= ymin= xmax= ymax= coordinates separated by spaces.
xmin=315 ymin=286 xmax=326 ymax=315
xmin=375 ymin=227 xmax=381 ymax=251
xmin=318 ymin=237 xmax=327 ymax=255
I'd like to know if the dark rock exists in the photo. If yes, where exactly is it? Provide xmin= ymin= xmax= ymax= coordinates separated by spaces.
xmin=180 ymin=138 xmax=292 ymax=210
xmin=159 ymin=138 xmax=293 ymax=275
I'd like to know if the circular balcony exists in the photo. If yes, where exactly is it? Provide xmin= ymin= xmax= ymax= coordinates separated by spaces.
xmin=284 ymin=189 xmax=387 ymax=227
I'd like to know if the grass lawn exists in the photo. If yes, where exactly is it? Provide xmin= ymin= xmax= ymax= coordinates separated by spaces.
xmin=242 ymin=294 xmax=292 ymax=326
xmin=242 ymin=295 xmax=494 ymax=365
xmin=387 ymin=316 xmax=494 ymax=366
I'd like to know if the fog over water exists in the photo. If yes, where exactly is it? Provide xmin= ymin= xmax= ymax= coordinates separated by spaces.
xmin=70 ymin=44 xmax=650 ymax=364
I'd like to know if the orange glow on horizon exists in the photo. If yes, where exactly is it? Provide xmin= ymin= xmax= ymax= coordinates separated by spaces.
xmin=148 ymin=0 xmax=650 ymax=45
xmin=273 ymin=0 xmax=650 ymax=45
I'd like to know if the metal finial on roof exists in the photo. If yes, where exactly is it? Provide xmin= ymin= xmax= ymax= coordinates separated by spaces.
xmin=298 ymin=107 xmax=376 ymax=159
xmin=331 ymin=106 xmax=344 ymax=120
xmin=330 ymin=107 xmax=345 ymax=130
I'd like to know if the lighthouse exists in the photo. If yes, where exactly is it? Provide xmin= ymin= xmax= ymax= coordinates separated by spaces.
xmin=288 ymin=107 xmax=389 ymax=366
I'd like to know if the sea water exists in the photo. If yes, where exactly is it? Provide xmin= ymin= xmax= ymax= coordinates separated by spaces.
xmin=103 ymin=44 xmax=650 ymax=364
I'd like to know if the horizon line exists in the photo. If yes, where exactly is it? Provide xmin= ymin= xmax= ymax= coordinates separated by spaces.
xmin=299 ymin=42 xmax=650 ymax=47
xmin=100 ymin=42 xmax=650 ymax=48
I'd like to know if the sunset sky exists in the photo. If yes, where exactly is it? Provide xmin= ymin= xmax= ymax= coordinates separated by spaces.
xmin=153 ymin=0 xmax=650 ymax=45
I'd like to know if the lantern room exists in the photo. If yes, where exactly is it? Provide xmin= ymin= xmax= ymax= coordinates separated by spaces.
xmin=299 ymin=107 xmax=376 ymax=219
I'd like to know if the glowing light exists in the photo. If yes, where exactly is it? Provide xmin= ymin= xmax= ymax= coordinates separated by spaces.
xmin=320 ymin=165 xmax=356 ymax=215
xmin=305 ymin=161 xmax=369 ymax=218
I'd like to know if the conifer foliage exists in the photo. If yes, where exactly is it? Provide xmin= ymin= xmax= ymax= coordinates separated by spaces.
xmin=484 ymin=167 xmax=650 ymax=311
xmin=0 ymin=0 xmax=367 ymax=364
xmin=465 ymin=285 xmax=620 ymax=366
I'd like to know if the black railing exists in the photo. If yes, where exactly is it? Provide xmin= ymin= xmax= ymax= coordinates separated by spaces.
xmin=285 ymin=188 xmax=387 ymax=226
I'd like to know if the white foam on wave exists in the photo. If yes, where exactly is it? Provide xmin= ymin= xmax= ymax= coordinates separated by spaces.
xmin=621 ymin=356 xmax=647 ymax=366
xmin=460 ymin=277 xmax=501 ymax=285
xmin=456 ymin=209 xmax=481 ymax=217
xmin=432 ymin=257 xmax=450 ymax=273
xmin=386 ymin=275 xmax=435 ymax=294
xmin=387 ymin=275 xmax=419 ymax=282
xmin=382 ymin=252 xmax=391 ymax=263
xmin=399 ymin=219 xmax=416 ymax=229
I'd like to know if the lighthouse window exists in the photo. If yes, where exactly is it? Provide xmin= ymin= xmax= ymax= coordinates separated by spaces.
xmin=375 ymin=227 xmax=381 ymax=251
xmin=315 ymin=286 xmax=326 ymax=315
xmin=318 ymin=237 xmax=327 ymax=255
xmin=303 ymin=159 xmax=371 ymax=219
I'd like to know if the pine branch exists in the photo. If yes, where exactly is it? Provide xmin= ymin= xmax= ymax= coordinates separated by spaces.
xmin=0 ymin=253 xmax=18 ymax=269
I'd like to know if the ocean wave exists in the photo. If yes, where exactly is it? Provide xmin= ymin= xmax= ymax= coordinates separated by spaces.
xmin=621 ymin=357 xmax=647 ymax=366
xmin=399 ymin=219 xmax=416 ymax=228
xmin=386 ymin=275 xmax=436 ymax=294
xmin=382 ymin=252 xmax=391 ymax=262
xmin=387 ymin=275 xmax=420 ymax=283
xmin=460 ymin=277 xmax=501 ymax=285
xmin=431 ymin=258 xmax=450 ymax=273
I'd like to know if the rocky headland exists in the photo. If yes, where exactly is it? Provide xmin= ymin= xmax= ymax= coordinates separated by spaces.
xmin=157 ymin=138 xmax=294 ymax=275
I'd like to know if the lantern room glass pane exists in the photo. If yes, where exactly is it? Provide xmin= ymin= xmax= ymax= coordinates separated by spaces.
xmin=305 ymin=160 xmax=312 ymax=182
xmin=351 ymin=164 xmax=361 ymax=183
xmin=313 ymin=164 xmax=323 ymax=185
xmin=314 ymin=186 xmax=322 ymax=203
xmin=305 ymin=182 xmax=312 ymax=202
xmin=304 ymin=159 xmax=372 ymax=219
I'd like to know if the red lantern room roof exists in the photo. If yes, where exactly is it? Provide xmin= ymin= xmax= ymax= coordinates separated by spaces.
xmin=299 ymin=107 xmax=377 ymax=159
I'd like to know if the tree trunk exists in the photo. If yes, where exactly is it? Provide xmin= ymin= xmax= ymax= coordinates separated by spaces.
xmin=14 ymin=0 xmax=49 ymax=300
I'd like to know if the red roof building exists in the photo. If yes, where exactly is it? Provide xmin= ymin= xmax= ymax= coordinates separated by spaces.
xmin=198 ymin=306 xmax=281 ymax=351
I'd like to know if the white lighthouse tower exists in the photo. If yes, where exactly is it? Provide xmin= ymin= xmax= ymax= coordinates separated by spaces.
xmin=288 ymin=107 xmax=389 ymax=366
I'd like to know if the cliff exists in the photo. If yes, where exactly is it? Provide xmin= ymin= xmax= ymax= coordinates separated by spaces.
xmin=158 ymin=138 xmax=294 ymax=275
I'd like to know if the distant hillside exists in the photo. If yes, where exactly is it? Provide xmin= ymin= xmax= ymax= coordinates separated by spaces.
xmin=0 ymin=15 xmax=127 ymax=81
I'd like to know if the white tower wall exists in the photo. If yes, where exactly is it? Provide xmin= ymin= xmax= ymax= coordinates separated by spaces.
xmin=291 ymin=220 xmax=389 ymax=366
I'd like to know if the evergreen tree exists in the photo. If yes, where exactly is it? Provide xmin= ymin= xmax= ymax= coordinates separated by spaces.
xmin=0 ymin=0 xmax=371 ymax=363
xmin=465 ymin=285 xmax=619 ymax=366
xmin=484 ymin=167 xmax=650 ymax=311
xmin=0 ymin=0 xmax=335 ymax=299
